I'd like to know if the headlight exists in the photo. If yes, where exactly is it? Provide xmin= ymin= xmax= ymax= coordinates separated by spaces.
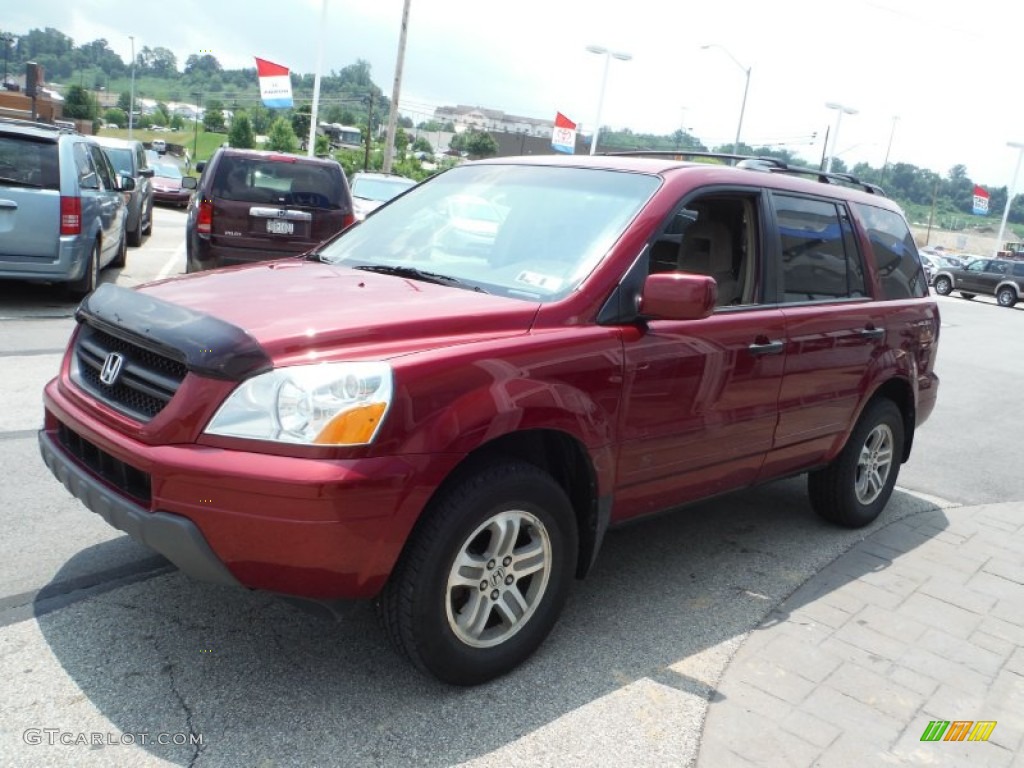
xmin=205 ymin=362 xmax=392 ymax=446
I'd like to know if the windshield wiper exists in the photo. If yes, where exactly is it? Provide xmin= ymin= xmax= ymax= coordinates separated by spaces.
xmin=353 ymin=264 xmax=487 ymax=292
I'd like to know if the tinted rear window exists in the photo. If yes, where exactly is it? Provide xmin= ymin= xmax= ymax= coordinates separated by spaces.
xmin=853 ymin=202 xmax=928 ymax=299
xmin=0 ymin=135 xmax=60 ymax=190
xmin=213 ymin=157 xmax=346 ymax=209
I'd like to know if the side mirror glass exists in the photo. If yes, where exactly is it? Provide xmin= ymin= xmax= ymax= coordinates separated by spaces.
xmin=181 ymin=176 xmax=198 ymax=190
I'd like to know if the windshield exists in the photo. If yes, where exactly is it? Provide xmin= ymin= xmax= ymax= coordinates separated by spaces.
xmin=317 ymin=164 xmax=659 ymax=301
xmin=152 ymin=163 xmax=183 ymax=179
xmin=351 ymin=176 xmax=415 ymax=202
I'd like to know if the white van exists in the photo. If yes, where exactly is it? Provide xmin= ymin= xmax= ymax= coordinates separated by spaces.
xmin=151 ymin=139 xmax=167 ymax=155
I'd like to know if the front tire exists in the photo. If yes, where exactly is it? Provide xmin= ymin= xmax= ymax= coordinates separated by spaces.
xmin=997 ymin=287 xmax=1017 ymax=307
xmin=933 ymin=275 xmax=952 ymax=295
xmin=808 ymin=399 xmax=904 ymax=528
xmin=377 ymin=461 xmax=578 ymax=686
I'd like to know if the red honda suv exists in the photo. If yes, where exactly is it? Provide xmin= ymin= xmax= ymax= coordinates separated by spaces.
xmin=40 ymin=153 xmax=939 ymax=685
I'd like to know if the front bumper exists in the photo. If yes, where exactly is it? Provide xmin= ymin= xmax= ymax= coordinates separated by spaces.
xmin=41 ymin=377 xmax=460 ymax=599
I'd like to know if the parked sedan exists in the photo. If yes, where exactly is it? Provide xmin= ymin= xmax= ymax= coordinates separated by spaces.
xmin=151 ymin=162 xmax=197 ymax=208
xmin=350 ymin=172 xmax=417 ymax=219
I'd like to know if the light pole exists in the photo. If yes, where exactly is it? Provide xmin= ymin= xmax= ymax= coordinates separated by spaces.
xmin=128 ymin=35 xmax=136 ymax=139
xmin=995 ymin=141 xmax=1024 ymax=257
xmin=701 ymin=44 xmax=751 ymax=156
xmin=881 ymin=115 xmax=899 ymax=182
xmin=192 ymin=92 xmax=202 ymax=163
xmin=824 ymin=102 xmax=857 ymax=173
xmin=585 ymin=45 xmax=632 ymax=156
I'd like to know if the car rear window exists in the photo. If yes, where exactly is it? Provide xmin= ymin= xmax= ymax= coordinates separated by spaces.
xmin=0 ymin=135 xmax=60 ymax=190
xmin=213 ymin=156 xmax=346 ymax=209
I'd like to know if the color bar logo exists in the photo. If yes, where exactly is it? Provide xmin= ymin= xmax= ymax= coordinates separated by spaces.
xmin=921 ymin=720 xmax=997 ymax=742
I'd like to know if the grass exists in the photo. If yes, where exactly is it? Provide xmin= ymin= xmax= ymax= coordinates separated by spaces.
xmin=95 ymin=125 xmax=227 ymax=167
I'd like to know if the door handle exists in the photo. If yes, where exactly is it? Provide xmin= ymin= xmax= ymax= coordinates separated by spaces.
xmin=860 ymin=327 xmax=885 ymax=340
xmin=748 ymin=339 xmax=785 ymax=356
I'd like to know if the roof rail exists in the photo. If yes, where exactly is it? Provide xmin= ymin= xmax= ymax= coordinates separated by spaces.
xmin=0 ymin=116 xmax=78 ymax=134
xmin=601 ymin=149 xmax=886 ymax=197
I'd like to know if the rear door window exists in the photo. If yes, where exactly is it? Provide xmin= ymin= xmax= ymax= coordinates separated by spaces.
xmin=0 ymin=135 xmax=59 ymax=189
xmin=774 ymin=194 xmax=866 ymax=302
xmin=853 ymin=202 xmax=927 ymax=299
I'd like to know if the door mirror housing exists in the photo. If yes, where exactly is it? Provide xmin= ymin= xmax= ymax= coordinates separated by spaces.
xmin=639 ymin=273 xmax=717 ymax=321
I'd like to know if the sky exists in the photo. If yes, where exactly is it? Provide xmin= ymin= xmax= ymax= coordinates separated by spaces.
xmin=7 ymin=0 xmax=1024 ymax=188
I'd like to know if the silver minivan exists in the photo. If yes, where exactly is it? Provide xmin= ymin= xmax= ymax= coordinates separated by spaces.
xmin=0 ymin=118 xmax=134 ymax=297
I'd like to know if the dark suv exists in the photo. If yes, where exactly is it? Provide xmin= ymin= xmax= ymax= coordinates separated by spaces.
xmin=40 ymin=153 xmax=939 ymax=685
xmin=932 ymin=257 xmax=1024 ymax=307
xmin=185 ymin=148 xmax=355 ymax=272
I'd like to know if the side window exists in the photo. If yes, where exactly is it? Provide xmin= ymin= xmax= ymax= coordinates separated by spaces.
xmin=967 ymin=261 xmax=986 ymax=272
xmin=852 ymin=202 xmax=927 ymax=299
xmin=648 ymin=194 xmax=761 ymax=307
xmin=88 ymin=145 xmax=115 ymax=190
xmin=136 ymin=145 xmax=147 ymax=171
xmin=776 ymin=194 xmax=865 ymax=302
xmin=990 ymin=261 xmax=1008 ymax=275
xmin=1012 ymin=263 xmax=1024 ymax=278
xmin=73 ymin=143 xmax=99 ymax=189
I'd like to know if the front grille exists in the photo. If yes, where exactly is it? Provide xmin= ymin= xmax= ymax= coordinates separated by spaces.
xmin=57 ymin=422 xmax=152 ymax=504
xmin=72 ymin=325 xmax=188 ymax=421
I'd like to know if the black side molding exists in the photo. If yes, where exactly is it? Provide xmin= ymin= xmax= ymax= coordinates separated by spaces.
xmin=77 ymin=283 xmax=272 ymax=381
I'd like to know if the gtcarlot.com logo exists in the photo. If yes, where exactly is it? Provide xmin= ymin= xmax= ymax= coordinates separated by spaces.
xmin=23 ymin=729 xmax=204 ymax=747
xmin=921 ymin=720 xmax=997 ymax=742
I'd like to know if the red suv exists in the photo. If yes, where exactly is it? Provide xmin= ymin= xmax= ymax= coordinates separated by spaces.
xmin=40 ymin=154 xmax=939 ymax=685
xmin=185 ymin=148 xmax=354 ymax=272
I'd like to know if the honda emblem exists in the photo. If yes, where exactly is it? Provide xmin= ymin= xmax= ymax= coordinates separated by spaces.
xmin=98 ymin=352 xmax=125 ymax=386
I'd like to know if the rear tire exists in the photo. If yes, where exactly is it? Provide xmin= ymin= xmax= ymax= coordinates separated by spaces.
xmin=377 ymin=460 xmax=577 ymax=686
xmin=67 ymin=240 xmax=100 ymax=299
xmin=933 ymin=276 xmax=952 ymax=295
xmin=111 ymin=229 xmax=127 ymax=268
xmin=997 ymin=287 xmax=1017 ymax=307
xmin=808 ymin=399 xmax=904 ymax=528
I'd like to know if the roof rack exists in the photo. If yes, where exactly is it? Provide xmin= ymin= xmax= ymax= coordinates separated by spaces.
xmin=602 ymin=150 xmax=886 ymax=197
xmin=0 ymin=116 xmax=78 ymax=134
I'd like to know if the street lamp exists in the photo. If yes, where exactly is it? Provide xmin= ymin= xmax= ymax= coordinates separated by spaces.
xmin=824 ymin=102 xmax=858 ymax=173
xmin=701 ymin=44 xmax=751 ymax=157
xmin=585 ymin=45 xmax=632 ymax=156
xmin=995 ymin=141 xmax=1024 ymax=258
xmin=128 ymin=35 xmax=136 ymax=139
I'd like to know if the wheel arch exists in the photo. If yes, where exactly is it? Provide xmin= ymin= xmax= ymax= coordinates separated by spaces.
xmin=407 ymin=429 xmax=608 ymax=582
xmin=867 ymin=377 xmax=916 ymax=463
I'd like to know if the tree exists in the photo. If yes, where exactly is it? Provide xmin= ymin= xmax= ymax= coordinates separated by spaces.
xmin=450 ymin=129 xmax=497 ymax=159
xmin=228 ymin=112 xmax=255 ymax=148
xmin=395 ymin=127 xmax=410 ymax=155
xmin=117 ymin=90 xmax=132 ymax=112
xmin=267 ymin=117 xmax=298 ymax=153
xmin=291 ymin=104 xmax=312 ymax=141
xmin=62 ymin=84 xmax=97 ymax=120
xmin=203 ymin=99 xmax=225 ymax=132
xmin=248 ymin=104 xmax=271 ymax=134
xmin=103 ymin=107 xmax=126 ymax=127
xmin=411 ymin=136 xmax=432 ymax=154
xmin=183 ymin=53 xmax=222 ymax=76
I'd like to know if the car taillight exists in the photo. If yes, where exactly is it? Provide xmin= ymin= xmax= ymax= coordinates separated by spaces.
xmin=60 ymin=196 xmax=81 ymax=235
xmin=197 ymin=199 xmax=213 ymax=234
xmin=342 ymin=212 xmax=356 ymax=229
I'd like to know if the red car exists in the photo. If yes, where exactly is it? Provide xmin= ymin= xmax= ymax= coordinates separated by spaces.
xmin=39 ymin=153 xmax=939 ymax=685
xmin=150 ymin=161 xmax=197 ymax=208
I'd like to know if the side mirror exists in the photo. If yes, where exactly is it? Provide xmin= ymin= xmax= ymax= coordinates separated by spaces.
xmin=118 ymin=175 xmax=136 ymax=192
xmin=139 ymin=168 xmax=155 ymax=178
xmin=181 ymin=176 xmax=198 ymax=190
xmin=639 ymin=273 xmax=717 ymax=321
xmin=196 ymin=161 xmax=206 ymax=174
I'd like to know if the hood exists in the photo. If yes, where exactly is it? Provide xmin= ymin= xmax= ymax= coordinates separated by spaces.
xmin=134 ymin=258 xmax=540 ymax=362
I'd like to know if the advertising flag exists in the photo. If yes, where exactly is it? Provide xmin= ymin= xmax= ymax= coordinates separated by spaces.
xmin=551 ymin=112 xmax=577 ymax=154
xmin=973 ymin=185 xmax=990 ymax=215
xmin=255 ymin=57 xmax=293 ymax=108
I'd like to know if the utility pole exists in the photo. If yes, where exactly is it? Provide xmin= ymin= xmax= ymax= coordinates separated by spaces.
xmin=382 ymin=0 xmax=411 ymax=173
xmin=363 ymin=92 xmax=374 ymax=171
xmin=128 ymin=35 xmax=136 ymax=139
